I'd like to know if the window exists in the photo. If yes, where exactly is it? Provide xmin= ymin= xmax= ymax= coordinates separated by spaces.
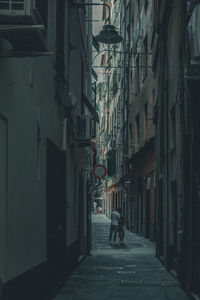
xmin=0 ymin=0 xmax=24 ymax=11
xmin=81 ymin=59 xmax=84 ymax=114
xmin=117 ymin=101 xmax=120 ymax=129
xmin=129 ymin=122 xmax=133 ymax=145
xmin=144 ymin=103 xmax=148 ymax=141
xmin=37 ymin=106 xmax=41 ymax=180
xmin=145 ymin=0 xmax=148 ymax=12
xmin=113 ymin=70 xmax=118 ymax=95
xmin=103 ymin=0 xmax=110 ymax=23
xmin=101 ymin=53 xmax=107 ymax=67
xmin=136 ymin=56 xmax=140 ymax=93
xmin=135 ymin=114 xmax=140 ymax=151
xmin=35 ymin=0 xmax=49 ymax=27
xmin=170 ymin=106 xmax=176 ymax=150
xmin=155 ymin=0 xmax=160 ymax=25
xmin=129 ymin=122 xmax=133 ymax=155
xmin=170 ymin=181 xmax=177 ymax=249
xmin=112 ymin=113 xmax=114 ymax=133
xmin=73 ymin=164 xmax=77 ymax=224
xmin=56 ymin=0 xmax=65 ymax=76
xmin=137 ymin=0 xmax=140 ymax=14
xmin=114 ymin=108 xmax=117 ymax=127
xmin=143 ymin=36 xmax=148 ymax=81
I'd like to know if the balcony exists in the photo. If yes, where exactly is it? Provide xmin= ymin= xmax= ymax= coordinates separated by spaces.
xmin=0 ymin=0 xmax=49 ymax=53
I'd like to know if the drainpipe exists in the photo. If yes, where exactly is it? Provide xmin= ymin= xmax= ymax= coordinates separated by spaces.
xmin=164 ymin=38 xmax=170 ymax=268
xmin=179 ymin=0 xmax=193 ymax=290
xmin=0 ymin=278 xmax=2 ymax=300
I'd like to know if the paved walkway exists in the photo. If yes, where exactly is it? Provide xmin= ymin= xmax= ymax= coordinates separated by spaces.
xmin=53 ymin=214 xmax=189 ymax=300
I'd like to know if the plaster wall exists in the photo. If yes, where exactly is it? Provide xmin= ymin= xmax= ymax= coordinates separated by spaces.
xmin=166 ymin=0 xmax=183 ymax=251
xmin=0 ymin=55 xmax=61 ymax=282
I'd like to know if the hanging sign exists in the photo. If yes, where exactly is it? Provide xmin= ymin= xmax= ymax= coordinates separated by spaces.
xmin=93 ymin=164 xmax=107 ymax=179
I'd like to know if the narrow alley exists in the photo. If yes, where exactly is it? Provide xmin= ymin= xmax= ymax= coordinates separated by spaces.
xmin=53 ymin=214 xmax=189 ymax=300
xmin=1 ymin=1 xmax=200 ymax=299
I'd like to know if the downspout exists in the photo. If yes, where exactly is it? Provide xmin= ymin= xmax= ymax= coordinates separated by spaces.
xmin=179 ymin=0 xmax=192 ymax=290
xmin=157 ymin=0 xmax=173 ymax=267
xmin=127 ymin=1 xmax=131 ymax=230
xmin=164 ymin=37 xmax=170 ymax=268
xmin=86 ymin=0 xmax=93 ymax=256
xmin=181 ymin=0 xmax=194 ymax=292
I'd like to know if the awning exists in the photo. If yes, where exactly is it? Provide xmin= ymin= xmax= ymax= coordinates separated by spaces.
xmin=0 ymin=24 xmax=44 ymax=31
xmin=0 ymin=50 xmax=55 ymax=57
xmin=83 ymin=94 xmax=99 ymax=122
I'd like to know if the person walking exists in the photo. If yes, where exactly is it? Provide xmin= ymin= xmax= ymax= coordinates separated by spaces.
xmin=93 ymin=201 xmax=97 ymax=214
xmin=109 ymin=208 xmax=120 ymax=242
xmin=117 ymin=208 xmax=125 ymax=243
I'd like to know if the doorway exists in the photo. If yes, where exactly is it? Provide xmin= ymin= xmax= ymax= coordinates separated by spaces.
xmin=78 ymin=174 xmax=84 ymax=256
xmin=0 ymin=116 xmax=8 ymax=283
xmin=46 ymin=139 xmax=67 ymax=290
xmin=146 ymin=189 xmax=150 ymax=238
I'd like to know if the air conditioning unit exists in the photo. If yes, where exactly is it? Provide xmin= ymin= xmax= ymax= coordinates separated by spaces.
xmin=187 ymin=3 xmax=200 ymax=73
xmin=74 ymin=115 xmax=91 ymax=141
xmin=0 ymin=0 xmax=48 ymax=52
xmin=0 ymin=0 xmax=34 ymax=16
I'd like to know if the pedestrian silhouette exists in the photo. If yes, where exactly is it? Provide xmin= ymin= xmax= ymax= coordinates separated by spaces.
xmin=93 ymin=201 xmax=97 ymax=214
xmin=117 ymin=208 xmax=125 ymax=243
xmin=109 ymin=208 xmax=120 ymax=242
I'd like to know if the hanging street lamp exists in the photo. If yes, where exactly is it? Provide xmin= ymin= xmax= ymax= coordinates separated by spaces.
xmin=95 ymin=24 xmax=123 ymax=44
xmin=70 ymin=2 xmax=123 ymax=45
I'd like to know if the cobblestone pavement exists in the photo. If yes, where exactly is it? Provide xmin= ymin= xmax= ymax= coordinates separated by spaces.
xmin=53 ymin=214 xmax=190 ymax=300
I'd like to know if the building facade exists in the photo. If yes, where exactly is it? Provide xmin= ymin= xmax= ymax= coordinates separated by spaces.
xmin=125 ymin=0 xmax=155 ymax=241
xmin=153 ymin=0 xmax=200 ymax=298
xmin=0 ymin=1 xmax=94 ymax=299
xmin=94 ymin=0 xmax=155 ymax=242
